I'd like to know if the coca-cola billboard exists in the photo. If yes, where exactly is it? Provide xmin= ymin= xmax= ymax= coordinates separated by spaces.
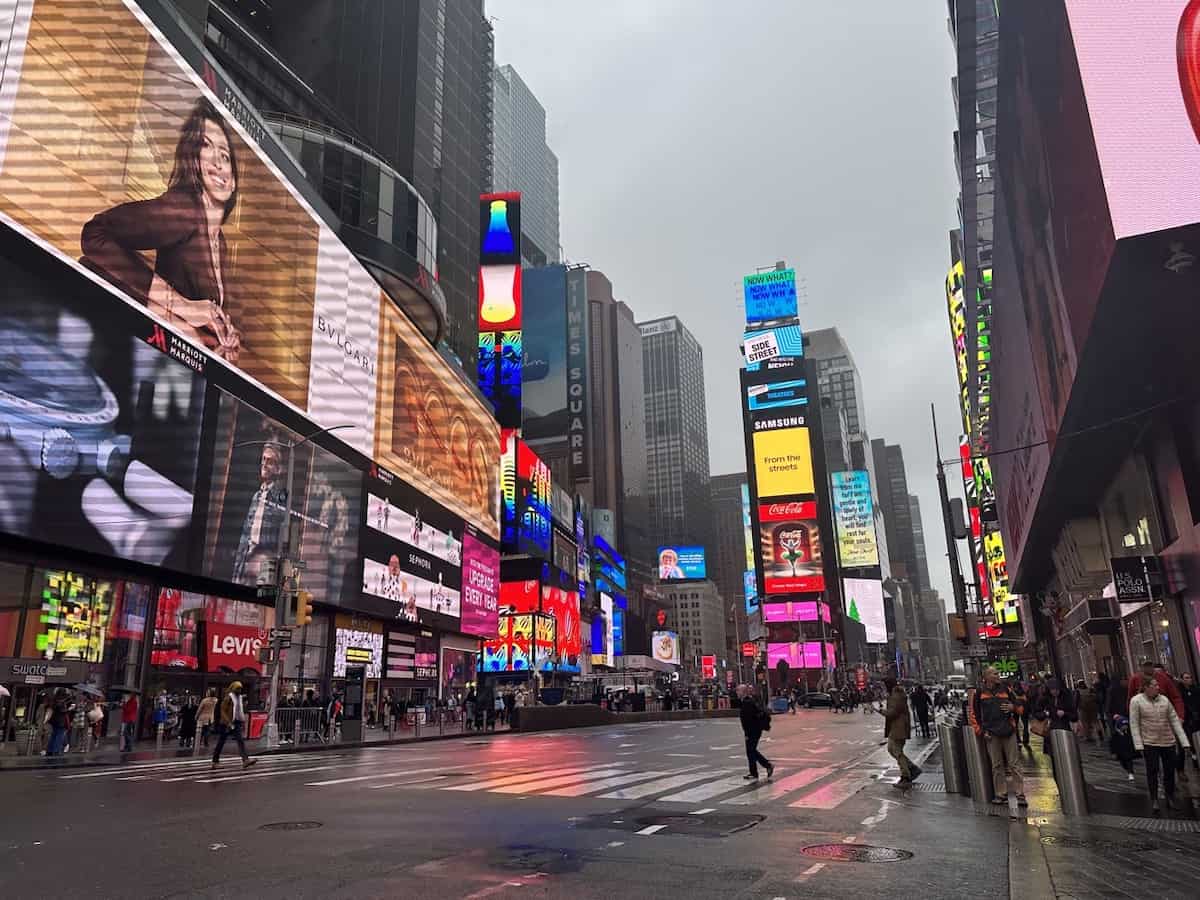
xmin=758 ymin=502 xmax=824 ymax=594
xmin=203 ymin=622 xmax=268 ymax=675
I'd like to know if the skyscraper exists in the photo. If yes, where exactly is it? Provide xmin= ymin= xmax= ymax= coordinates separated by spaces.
xmin=710 ymin=472 xmax=750 ymax=663
xmin=492 ymin=64 xmax=561 ymax=266
xmin=195 ymin=0 xmax=494 ymax=371
xmin=640 ymin=316 xmax=712 ymax=552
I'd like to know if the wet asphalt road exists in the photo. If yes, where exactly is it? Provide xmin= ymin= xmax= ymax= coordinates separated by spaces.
xmin=0 ymin=710 xmax=1009 ymax=899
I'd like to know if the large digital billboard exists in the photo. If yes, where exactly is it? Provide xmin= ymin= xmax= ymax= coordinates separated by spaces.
xmin=460 ymin=527 xmax=499 ymax=638
xmin=478 ymin=192 xmax=522 ymax=428
xmin=741 ymin=482 xmax=759 ymax=614
xmin=842 ymin=577 xmax=887 ymax=644
xmin=767 ymin=641 xmax=823 ymax=670
xmin=591 ymin=592 xmax=614 ymax=668
xmin=0 ymin=240 xmax=205 ymax=572
xmin=759 ymin=500 xmax=825 ymax=594
xmin=520 ymin=265 xmax=568 ymax=439
xmin=762 ymin=600 xmax=831 ymax=624
xmin=517 ymin=439 xmax=552 ymax=558
xmin=743 ymin=269 xmax=797 ymax=322
xmin=656 ymin=546 xmax=707 ymax=581
xmin=743 ymin=323 xmax=803 ymax=367
xmin=1068 ymin=0 xmax=1200 ymax=239
xmin=542 ymin=584 xmax=581 ymax=672
xmin=0 ymin=0 xmax=500 ymax=539
xmin=831 ymin=471 xmax=879 ymax=568
xmin=651 ymin=630 xmax=680 ymax=665
xmin=203 ymin=389 xmax=361 ymax=607
xmin=752 ymin=428 xmax=815 ymax=498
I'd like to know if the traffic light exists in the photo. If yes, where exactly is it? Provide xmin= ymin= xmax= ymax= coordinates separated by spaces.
xmin=294 ymin=590 xmax=313 ymax=627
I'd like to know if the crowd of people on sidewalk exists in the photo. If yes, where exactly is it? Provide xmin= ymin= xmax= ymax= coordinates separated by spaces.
xmin=967 ymin=659 xmax=1200 ymax=817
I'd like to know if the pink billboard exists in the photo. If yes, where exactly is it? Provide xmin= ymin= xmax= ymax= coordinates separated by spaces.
xmin=1067 ymin=1 xmax=1200 ymax=238
xmin=459 ymin=528 xmax=499 ymax=638
xmin=766 ymin=641 xmax=824 ymax=670
xmin=761 ymin=601 xmax=831 ymax=624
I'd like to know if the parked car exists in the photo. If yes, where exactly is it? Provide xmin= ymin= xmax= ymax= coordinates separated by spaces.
xmin=804 ymin=692 xmax=833 ymax=708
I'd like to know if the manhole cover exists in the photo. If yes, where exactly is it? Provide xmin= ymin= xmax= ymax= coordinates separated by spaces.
xmin=1040 ymin=836 xmax=1157 ymax=852
xmin=493 ymin=845 xmax=579 ymax=874
xmin=801 ymin=844 xmax=913 ymax=863
xmin=259 ymin=821 xmax=323 ymax=831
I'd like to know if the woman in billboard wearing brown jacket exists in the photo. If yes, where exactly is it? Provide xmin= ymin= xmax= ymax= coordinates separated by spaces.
xmin=81 ymin=96 xmax=242 ymax=362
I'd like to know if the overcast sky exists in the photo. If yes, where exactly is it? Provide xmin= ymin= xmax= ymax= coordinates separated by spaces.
xmin=490 ymin=0 xmax=966 ymax=607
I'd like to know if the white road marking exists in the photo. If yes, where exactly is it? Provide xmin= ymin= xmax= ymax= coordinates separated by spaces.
xmin=666 ymin=753 xmax=703 ymax=758
xmin=789 ymin=770 xmax=885 ymax=809
xmin=541 ymin=769 xmax=681 ymax=797
xmin=709 ymin=745 xmax=737 ymax=750
xmin=59 ymin=752 xmax=345 ymax=779
xmin=305 ymin=763 xmax=469 ymax=786
xmin=657 ymin=773 xmax=756 ymax=803
xmin=636 ymin=824 xmax=668 ymax=835
xmin=619 ymin=743 xmax=637 ymax=748
xmin=443 ymin=764 xmax=602 ymax=792
xmin=722 ymin=767 xmax=833 ymax=804
xmin=606 ymin=841 xmax=625 ymax=848
xmin=800 ymin=863 xmax=825 ymax=876
xmin=489 ymin=767 xmax=628 ymax=795
xmin=689 ymin=808 xmax=715 ymax=815
xmin=597 ymin=769 xmax=727 ymax=800
xmin=192 ymin=763 xmax=353 ymax=784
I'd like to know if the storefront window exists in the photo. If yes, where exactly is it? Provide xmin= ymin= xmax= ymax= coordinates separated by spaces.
xmin=441 ymin=647 xmax=476 ymax=703
xmin=281 ymin=614 xmax=329 ymax=700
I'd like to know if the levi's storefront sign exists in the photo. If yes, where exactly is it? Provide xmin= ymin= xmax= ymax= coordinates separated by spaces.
xmin=203 ymin=622 xmax=267 ymax=675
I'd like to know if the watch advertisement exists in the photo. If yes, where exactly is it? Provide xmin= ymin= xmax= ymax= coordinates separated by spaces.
xmin=0 ymin=239 xmax=204 ymax=571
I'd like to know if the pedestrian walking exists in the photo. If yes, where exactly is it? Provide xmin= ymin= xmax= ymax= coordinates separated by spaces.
xmin=178 ymin=695 xmax=198 ymax=748
xmin=1106 ymin=674 xmax=1130 ymax=722
xmin=736 ymin=684 xmax=774 ymax=780
xmin=1130 ymin=676 xmax=1189 ymax=815
xmin=881 ymin=677 xmax=920 ymax=788
xmin=969 ymin=667 xmax=1027 ymax=807
xmin=1032 ymin=677 xmax=1077 ymax=779
xmin=1109 ymin=714 xmax=1137 ymax=781
xmin=1128 ymin=659 xmax=1185 ymax=720
xmin=1095 ymin=673 xmax=1111 ymax=739
xmin=911 ymin=684 xmax=932 ymax=739
xmin=45 ymin=689 xmax=72 ymax=756
xmin=196 ymin=689 xmax=217 ymax=747
xmin=119 ymin=692 xmax=139 ymax=753
xmin=211 ymin=681 xmax=256 ymax=770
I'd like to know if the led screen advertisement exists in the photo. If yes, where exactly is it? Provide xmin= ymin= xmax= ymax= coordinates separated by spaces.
xmin=520 ymin=265 xmax=569 ymax=439
xmin=743 ymin=323 xmax=803 ymax=367
xmin=0 ymin=238 xmax=205 ymax=572
xmin=752 ymin=427 xmax=815 ymax=498
xmin=591 ymin=592 xmax=614 ymax=667
xmin=762 ymin=600 xmax=830 ymax=624
xmin=517 ymin=439 xmax=552 ymax=557
xmin=741 ymin=482 xmax=759 ymax=614
xmin=459 ymin=526 xmax=499 ymax=638
xmin=0 ymin=0 xmax=500 ymax=539
xmin=202 ymin=388 xmax=360 ymax=604
xmin=477 ymin=192 xmax=522 ymax=428
xmin=759 ymin=500 xmax=825 ymax=594
xmin=656 ymin=545 xmax=706 ymax=581
xmin=767 ymin=642 xmax=823 ymax=670
xmin=743 ymin=269 xmax=797 ymax=323
xmin=831 ymin=471 xmax=879 ymax=568
xmin=841 ymin=577 xmax=887 ymax=644
xmin=651 ymin=630 xmax=680 ymax=665
xmin=543 ymin=584 xmax=581 ymax=672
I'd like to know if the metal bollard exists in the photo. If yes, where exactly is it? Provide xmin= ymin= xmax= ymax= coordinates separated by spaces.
xmin=1191 ymin=730 xmax=1200 ymax=764
xmin=962 ymin=724 xmax=994 ymax=804
xmin=156 ymin=722 xmax=164 ymax=753
xmin=293 ymin=717 xmax=301 ymax=747
xmin=1050 ymin=727 xmax=1089 ymax=816
xmin=439 ymin=710 xmax=445 ymax=736
xmin=414 ymin=713 xmax=421 ymax=740
xmin=939 ymin=722 xmax=968 ymax=795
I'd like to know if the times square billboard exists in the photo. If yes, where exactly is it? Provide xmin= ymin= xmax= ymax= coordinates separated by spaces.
xmin=0 ymin=0 xmax=500 ymax=623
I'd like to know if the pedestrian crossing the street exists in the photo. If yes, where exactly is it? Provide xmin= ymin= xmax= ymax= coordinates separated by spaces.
xmin=52 ymin=748 xmax=923 ymax=811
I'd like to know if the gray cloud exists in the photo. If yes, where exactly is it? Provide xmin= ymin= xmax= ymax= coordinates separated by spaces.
xmin=490 ymin=0 xmax=967 ymax=608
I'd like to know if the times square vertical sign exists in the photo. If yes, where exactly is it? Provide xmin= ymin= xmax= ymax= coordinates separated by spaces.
xmin=478 ymin=193 xmax=523 ymax=428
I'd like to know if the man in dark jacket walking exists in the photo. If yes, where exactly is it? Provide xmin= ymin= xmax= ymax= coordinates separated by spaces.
xmin=911 ymin=685 xmax=932 ymax=738
xmin=969 ymin=667 xmax=1027 ymax=807
xmin=736 ymin=684 xmax=774 ymax=781
xmin=882 ymin=678 xmax=920 ymax=788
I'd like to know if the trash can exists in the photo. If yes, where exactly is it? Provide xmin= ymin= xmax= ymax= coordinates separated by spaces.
xmin=939 ymin=722 xmax=968 ymax=795
xmin=962 ymin=724 xmax=994 ymax=804
xmin=1050 ymin=727 xmax=1088 ymax=816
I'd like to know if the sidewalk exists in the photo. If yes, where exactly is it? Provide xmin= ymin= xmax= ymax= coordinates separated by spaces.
xmin=0 ymin=718 xmax=511 ymax=771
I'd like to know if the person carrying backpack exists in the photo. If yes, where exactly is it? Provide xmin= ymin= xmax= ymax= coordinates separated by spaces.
xmin=969 ymin=667 xmax=1027 ymax=807
xmin=736 ymin=684 xmax=775 ymax=781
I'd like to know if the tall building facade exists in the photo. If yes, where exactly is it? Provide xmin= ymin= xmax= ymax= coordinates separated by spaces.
xmin=662 ymin=581 xmax=728 ymax=676
xmin=194 ymin=0 xmax=494 ymax=371
xmin=492 ymin=64 xmax=560 ymax=266
xmin=710 ymin=473 xmax=750 ymax=664
xmin=639 ymin=316 xmax=712 ymax=552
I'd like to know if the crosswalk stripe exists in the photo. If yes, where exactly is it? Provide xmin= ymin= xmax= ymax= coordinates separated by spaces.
xmin=443 ymin=764 xmax=601 ymax=792
xmin=159 ymin=757 xmax=349 ymax=783
xmin=789 ymin=769 xmax=884 ymax=809
xmin=191 ymin=763 xmax=356 ymax=784
xmin=597 ymin=769 xmax=728 ymax=800
xmin=721 ymin=767 xmax=833 ymax=804
xmin=59 ymin=753 xmax=345 ymax=779
xmin=540 ymin=769 xmax=684 ymax=798
xmin=488 ymin=767 xmax=629 ymax=795
xmin=305 ymin=764 xmax=470 ymax=787
xmin=657 ymin=774 xmax=756 ymax=803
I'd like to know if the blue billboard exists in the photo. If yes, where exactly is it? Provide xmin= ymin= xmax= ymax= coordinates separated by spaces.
xmin=746 ymin=379 xmax=808 ymax=411
xmin=657 ymin=545 xmax=707 ymax=581
xmin=521 ymin=265 xmax=569 ymax=440
xmin=743 ymin=268 xmax=797 ymax=322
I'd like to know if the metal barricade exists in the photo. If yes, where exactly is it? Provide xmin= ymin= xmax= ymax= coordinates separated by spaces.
xmin=1050 ymin=727 xmax=1089 ymax=816
xmin=939 ymin=722 xmax=968 ymax=795
xmin=274 ymin=707 xmax=327 ymax=746
xmin=962 ymin=724 xmax=994 ymax=804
